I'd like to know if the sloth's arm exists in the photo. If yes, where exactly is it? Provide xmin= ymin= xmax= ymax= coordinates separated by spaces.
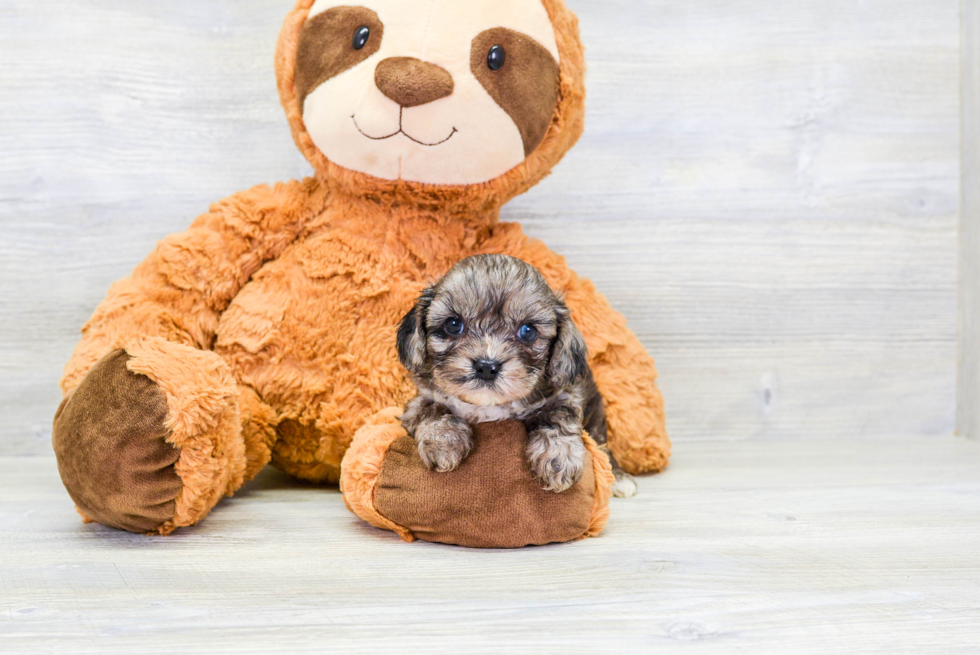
xmin=479 ymin=223 xmax=670 ymax=475
xmin=60 ymin=178 xmax=328 ymax=392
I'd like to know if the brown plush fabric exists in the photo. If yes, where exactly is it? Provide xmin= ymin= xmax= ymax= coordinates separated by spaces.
xmin=52 ymin=350 xmax=181 ymax=533
xmin=295 ymin=6 xmax=384 ymax=107
xmin=470 ymin=27 xmax=560 ymax=156
xmin=375 ymin=421 xmax=596 ymax=548
xmin=374 ymin=57 xmax=454 ymax=108
xmin=341 ymin=409 xmax=613 ymax=547
xmin=124 ymin=337 xmax=249 ymax=535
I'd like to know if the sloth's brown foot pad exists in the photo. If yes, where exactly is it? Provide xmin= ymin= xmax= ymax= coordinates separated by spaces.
xmin=341 ymin=409 xmax=613 ymax=548
xmin=54 ymin=340 xmax=247 ymax=535
xmin=53 ymin=350 xmax=182 ymax=533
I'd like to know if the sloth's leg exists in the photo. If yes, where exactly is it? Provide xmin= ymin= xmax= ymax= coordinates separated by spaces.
xmin=53 ymin=181 xmax=324 ymax=533
xmin=53 ymin=338 xmax=276 ymax=535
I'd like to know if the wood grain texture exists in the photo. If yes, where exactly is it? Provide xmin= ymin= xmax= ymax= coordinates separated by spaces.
xmin=0 ymin=0 xmax=960 ymax=454
xmin=961 ymin=0 xmax=980 ymax=440
xmin=2 ymin=439 xmax=979 ymax=654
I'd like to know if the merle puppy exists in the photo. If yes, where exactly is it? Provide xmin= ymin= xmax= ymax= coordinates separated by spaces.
xmin=397 ymin=254 xmax=636 ymax=497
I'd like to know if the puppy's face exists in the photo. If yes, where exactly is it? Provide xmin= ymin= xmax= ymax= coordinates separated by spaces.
xmin=398 ymin=256 xmax=587 ymax=405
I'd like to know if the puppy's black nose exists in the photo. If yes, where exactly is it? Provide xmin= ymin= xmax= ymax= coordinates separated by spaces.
xmin=473 ymin=359 xmax=501 ymax=381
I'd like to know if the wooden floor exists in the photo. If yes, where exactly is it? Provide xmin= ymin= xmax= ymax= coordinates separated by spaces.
xmin=2 ymin=438 xmax=979 ymax=654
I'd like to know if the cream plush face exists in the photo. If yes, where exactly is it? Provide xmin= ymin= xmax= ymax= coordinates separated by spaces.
xmin=296 ymin=0 xmax=561 ymax=185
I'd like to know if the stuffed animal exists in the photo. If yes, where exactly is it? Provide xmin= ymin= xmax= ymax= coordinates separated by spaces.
xmin=52 ymin=0 xmax=671 ymax=536
xmin=341 ymin=413 xmax=613 ymax=548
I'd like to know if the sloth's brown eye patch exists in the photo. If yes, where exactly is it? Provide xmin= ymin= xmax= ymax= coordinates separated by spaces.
xmin=295 ymin=7 xmax=384 ymax=108
xmin=471 ymin=27 xmax=560 ymax=157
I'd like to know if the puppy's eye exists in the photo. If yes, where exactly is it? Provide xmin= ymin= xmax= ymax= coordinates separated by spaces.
xmin=444 ymin=317 xmax=465 ymax=336
xmin=352 ymin=26 xmax=371 ymax=50
xmin=517 ymin=324 xmax=538 ymax=343
xmin=487 ymin=45 xmax=506 ymax=71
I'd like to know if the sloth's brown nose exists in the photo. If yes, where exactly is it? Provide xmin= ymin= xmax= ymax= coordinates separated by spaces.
xmin=374 ymin=57 xmax=454 ymax=108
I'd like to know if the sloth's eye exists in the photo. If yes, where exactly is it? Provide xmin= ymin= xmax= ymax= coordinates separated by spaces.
xmin=517 ymin=324 xmax=538 ymax=343
xmin=352 ymin=26 xmax=371 ymax=50
xmin=487 ymin=45 xmax=506 ymax=71
xmin=444 ymin=317 xmax=465 ymax=336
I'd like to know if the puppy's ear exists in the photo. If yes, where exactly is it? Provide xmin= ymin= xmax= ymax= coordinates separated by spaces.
xmin=397 ymin=287 xmax=435 ymax=375
xmin=548 ymin=305 xmax=589 ymax=388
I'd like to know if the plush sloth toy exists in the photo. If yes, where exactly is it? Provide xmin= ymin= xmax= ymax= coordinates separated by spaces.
xmin=52 ymin=0 xmax=671 ymax=541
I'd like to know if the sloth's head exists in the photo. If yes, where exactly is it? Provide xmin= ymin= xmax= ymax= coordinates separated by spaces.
xmin=277 ymin=0 xmax=585 ymax=201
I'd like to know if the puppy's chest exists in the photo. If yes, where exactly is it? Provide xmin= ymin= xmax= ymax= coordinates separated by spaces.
xmin=424 ymin=389 xmax=545 ymax=425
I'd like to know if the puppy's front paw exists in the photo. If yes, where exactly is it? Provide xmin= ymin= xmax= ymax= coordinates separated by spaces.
xmin=414 ymin=416 xmax=473 ymax=473
xmin=526 ymin=428 xmax=586 ymax=493
xmin=611 ymin=470 xmax=638 ymax=498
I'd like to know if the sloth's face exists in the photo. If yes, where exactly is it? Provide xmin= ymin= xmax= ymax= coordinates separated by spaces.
xmin=295 ymin=0 xmax=561 ymax=185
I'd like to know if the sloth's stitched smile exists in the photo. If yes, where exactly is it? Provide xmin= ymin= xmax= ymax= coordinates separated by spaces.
xmin=352 ymin=108 xmax=457 ymax=147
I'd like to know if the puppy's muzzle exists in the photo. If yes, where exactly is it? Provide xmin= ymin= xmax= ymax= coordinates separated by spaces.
xmin=473 ymin=359 xmax=502 ymax=382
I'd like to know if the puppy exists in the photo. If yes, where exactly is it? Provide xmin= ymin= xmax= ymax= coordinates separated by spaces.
xmin=397 ymin=254 xmax=637 ymax=497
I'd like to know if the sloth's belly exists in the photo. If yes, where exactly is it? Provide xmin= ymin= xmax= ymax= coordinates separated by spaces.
xmin=213 ymin=229 xmax=430 ymax=480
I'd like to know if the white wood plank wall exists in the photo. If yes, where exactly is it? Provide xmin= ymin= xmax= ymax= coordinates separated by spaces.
xmin=0 ymin=1 xmax=961 ymax=454
xmin=961 ymin=0 xmax=980 ymax=440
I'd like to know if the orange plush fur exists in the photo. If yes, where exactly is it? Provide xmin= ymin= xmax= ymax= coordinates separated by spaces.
xmin=58 ymin=0 xmax=670 ymax=534
xmin=340 ymin=407 xmax=421 ymax=543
